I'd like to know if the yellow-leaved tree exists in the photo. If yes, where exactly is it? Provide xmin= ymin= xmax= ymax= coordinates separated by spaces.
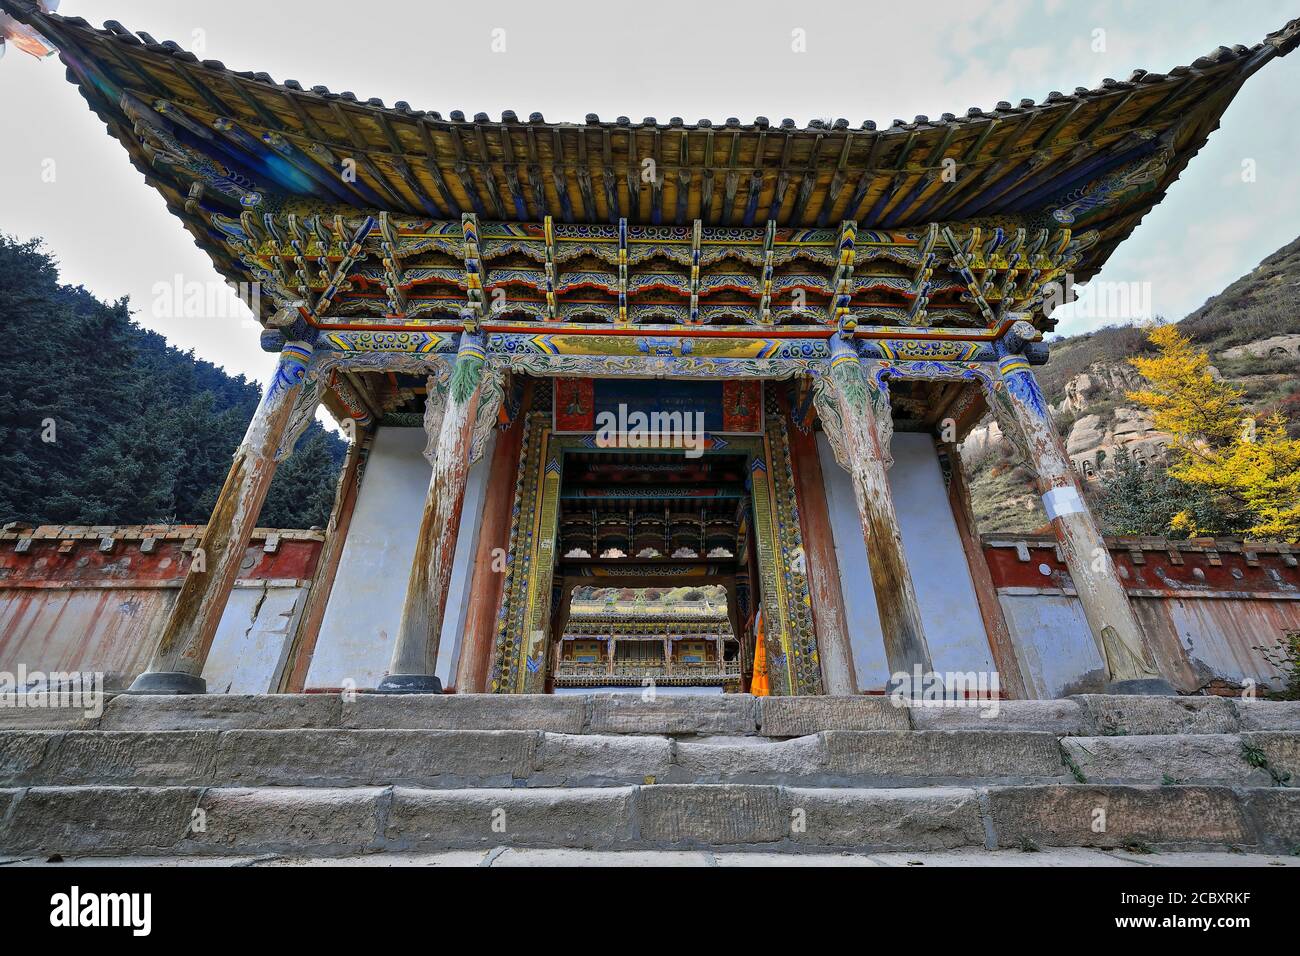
xmin=1127 ymin=324 xmax=1300 ymax=542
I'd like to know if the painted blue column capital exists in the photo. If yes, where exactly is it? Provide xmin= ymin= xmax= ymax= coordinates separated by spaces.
xmin=266 ymin=338 xmax=315 ymax=401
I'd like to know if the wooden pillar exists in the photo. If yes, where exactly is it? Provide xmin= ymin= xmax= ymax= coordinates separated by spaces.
xmin=816 ymin=334 xmax=933 ymax=685
xmin=785 ymin=391 xmax=857 ymax=694
xmin=380 ymin=329 xmax=487 ymax=693
xmin=552 ymin=636 xmax=565 ymax=682
xmin=130 ymin=340 xmax=317 ymax=693
xmin=938 ymin=437 xmax=1026 ymax=699
xmin=454 ymin=384 xmax=528 ymax=693
xmin=991 ymin=356 xmax=1171 ymax=693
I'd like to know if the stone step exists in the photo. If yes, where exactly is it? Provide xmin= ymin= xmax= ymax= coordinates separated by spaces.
xmin=3 ymin=693 xmax=1296 ymax=737
xmin=2 ymin=783 xmax=1296 ymax=857
xmin=5 ymin=728 xmax=1297 ymax=789
xmin=0 ymin=728 xmax=1075 ymax=788
xmin=10 ymin=848 xmax=1300 ymax=867
xmin=1064 ymin=733 xmax=1299 ymax=787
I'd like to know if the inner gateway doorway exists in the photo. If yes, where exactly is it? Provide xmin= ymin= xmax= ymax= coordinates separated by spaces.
xmin=549 ymin=451 xmax=750 ymax=694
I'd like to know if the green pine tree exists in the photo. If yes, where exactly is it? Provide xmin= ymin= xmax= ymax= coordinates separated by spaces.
xmin=1094 ymin=447 xmax=1244 ymax=538
xmin=0 ymin=234 xmax=344 ymax=528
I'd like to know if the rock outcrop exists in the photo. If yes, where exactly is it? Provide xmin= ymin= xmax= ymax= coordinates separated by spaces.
xmin=1057 ymin=362 xmax=1144 ymax=415
xmin=1065 ymin=406 xmax=1168 ymax=480
xmin=961 ymin=361 xmax=1170 ymax=484
xmin=1219 ymin=334 xmax=1300 ymax=361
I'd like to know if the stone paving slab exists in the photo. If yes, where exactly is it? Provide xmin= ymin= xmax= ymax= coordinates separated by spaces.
xmin=533 ymin=732 xmax=674 ymax=786
xmin=0 ymin=731 xmax=54 ymax=780
xmin=1 ymin=786 xmax=203 ymax=855
xmin=342 ymin=695 xmax=585 ymax=734
xmin=13 ymin=728 xmax=1298 ymax=790
xmin=907 ymin=700 xmax=1084 ymax=735
xmin=386 ymin=786 xmax=639 ymax=850
xmin=985 ymin=784 xmax=1255 ymax=850
xmin=868 ymin=847 xmax=1141 ymax=866
xmin=183 ymin=787 xmax=386 ymax=856
xmin=821 ymin=730 xmax=1063 ymax=782
xmin=1236 ymin=700 xmax=1300 ymax=732
xmin=1241 ymin=731 xmax=1300 ymax=783
xmin=784 ymin=786 xmax=988 ymax=851
xmin=213 ymin=729 xmax=537 ymax=787
xmin=1072 ymin=695 xmax=1241 ymax=736
xmin=254 ymin=850 xmax=492 ymax=867
xmin=671 ymin=734 xmax=826 ymax=782
xmin=40 ymin=730 xmax=218 ymax=786
xmin=0 ymin=707 xmax=102 ymax=731
xmin=586 ymin=694 xmax=758 ymax=735
xmin=6 ymin=694 xmax=1298 ymax=739
xmin=758 ymin=696 xmax=908 ymax=736
xmin=639 ymin=784 xmax=786 ymax=845
xmin=99 ymin=694 xmax=342 ymax=731
xmin=711 ymin=851 xmax=885 ymax=866
xmin=1061 ymin=734 xmax=1270 ymax=786
xmin=1240 ymin=787 xmax=1300 ymax=854
xmin=488 ymin=848 xmax=714 ymax=867
xmin=6 ymin=848 xmax=1294 ymax=867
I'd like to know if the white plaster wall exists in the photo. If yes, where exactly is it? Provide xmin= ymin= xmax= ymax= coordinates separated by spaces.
xmin=818 ymin=432 xmax=992 ymax=690
xmin=435 ymin=433 xmax=495 ymax=687
xmin=888 ymin=433 xmax=995 ymax=677
xmin=0 ymin=581 xmax=309 ymax=693
xmin=203 ymin=583 xmax=309 ymax=694
xmin=308 ymin=427 xmax=431 ymax=688
xmin=997 ymin=592 xmax=1104 ymax=697
xmin=307 ymin=426 xmax=496 ymax=689
xmin=1161 ymin=597 xmax=1290 ymax=688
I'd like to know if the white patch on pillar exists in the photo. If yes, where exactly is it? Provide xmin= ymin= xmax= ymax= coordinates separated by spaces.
xmin=1042 ymin=486 xmax=1085 ymax=520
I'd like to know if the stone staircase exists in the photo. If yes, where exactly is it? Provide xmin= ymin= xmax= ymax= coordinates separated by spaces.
xmin=1 ymin=693 xmax=1297 ymax=859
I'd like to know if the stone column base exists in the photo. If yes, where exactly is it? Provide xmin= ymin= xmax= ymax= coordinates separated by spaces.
xmin=127 ymin=671 xmax=207 ymax=695
xmin=375 ymin=674 xmax=444 ymax=694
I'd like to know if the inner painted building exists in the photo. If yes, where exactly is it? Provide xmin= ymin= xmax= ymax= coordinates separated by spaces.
xmin=7 ymin=5 xmax=1297 ymax=697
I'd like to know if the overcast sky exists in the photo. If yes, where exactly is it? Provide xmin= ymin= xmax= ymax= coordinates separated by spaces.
xmin=2 ymin=0 xmax=1297 ymax=391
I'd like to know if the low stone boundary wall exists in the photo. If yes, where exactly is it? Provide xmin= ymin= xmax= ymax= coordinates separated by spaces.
xmin=984 ymin=535 xmax=1299 ymax=697
xmin=0 ymin=525 xmax=323 ymax=692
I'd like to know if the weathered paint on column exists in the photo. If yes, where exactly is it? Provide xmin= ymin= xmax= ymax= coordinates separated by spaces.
xmin=454 ymin=387 xmax=528 ymax=693
xmin=130 ymin=340 xmax=316 ymax=694
xmin=817 ymin=334 xmax=933 ymax=679
xmin=382 ymin=330 xmax=486 ymax=691
xmin=992 ymin=355 xmax=1165 ymax=688
xmin=785 ymin=394 xmax=857 ymax=695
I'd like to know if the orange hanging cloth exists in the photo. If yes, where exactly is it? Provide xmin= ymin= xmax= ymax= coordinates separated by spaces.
xmin=749 ymin=610 xmax=770 ymax=697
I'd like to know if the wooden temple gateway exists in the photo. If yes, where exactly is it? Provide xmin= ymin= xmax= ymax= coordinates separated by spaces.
xmin=8 ymin=4 xmax=1298 ymax=698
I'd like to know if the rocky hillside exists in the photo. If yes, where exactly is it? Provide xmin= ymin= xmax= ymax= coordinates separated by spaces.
xmin=963 ymin=235 xmax=1300 ymax=534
